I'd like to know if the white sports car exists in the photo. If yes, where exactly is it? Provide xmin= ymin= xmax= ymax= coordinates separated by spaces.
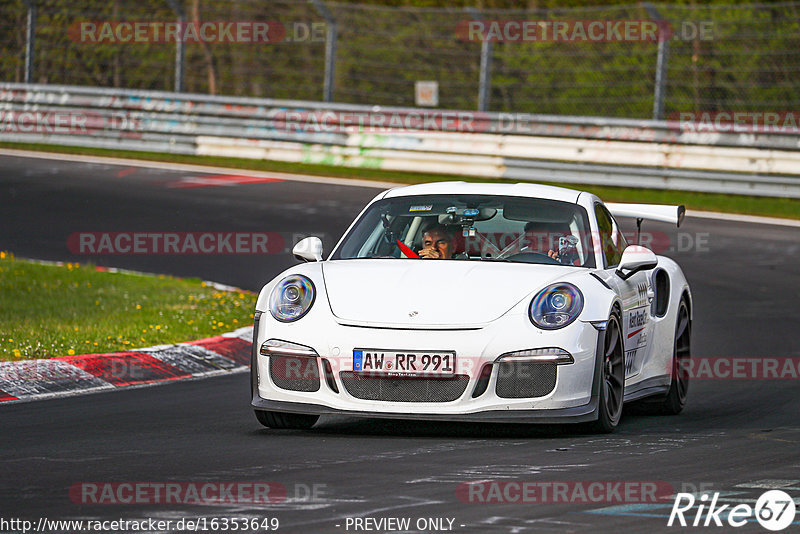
xmin=250 ymin=182 xmax=692 ymax=432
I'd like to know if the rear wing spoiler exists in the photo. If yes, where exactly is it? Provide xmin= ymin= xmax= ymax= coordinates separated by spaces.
xmin=605 ymin=203 xmax=686 ymax=227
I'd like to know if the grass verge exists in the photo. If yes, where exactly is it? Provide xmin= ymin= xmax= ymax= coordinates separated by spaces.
xmin=1 ymin=141 xmax=798 ymax=220
xmin=0 ymin=253 xmax=256 ymax=361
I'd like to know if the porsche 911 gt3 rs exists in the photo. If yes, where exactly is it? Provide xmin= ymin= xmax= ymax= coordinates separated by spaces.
xmin=250 ymin=182 xmax=692 ymax=433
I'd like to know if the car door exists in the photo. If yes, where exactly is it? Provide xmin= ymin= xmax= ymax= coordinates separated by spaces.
xmin=594 ymin=203 xmax=654 ymax=380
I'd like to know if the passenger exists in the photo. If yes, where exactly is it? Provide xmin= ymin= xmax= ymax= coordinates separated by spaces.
xmin=522 ymin=221 xmax=578 ymax=263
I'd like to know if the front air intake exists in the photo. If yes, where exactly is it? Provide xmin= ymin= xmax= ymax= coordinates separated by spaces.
xmin=339 ymin=372 xmax=469 ymax=402
xmin=495 ymin=362 xmax=557 ymax=399
xmin=269 ymin=355 xmax=321 ymax=392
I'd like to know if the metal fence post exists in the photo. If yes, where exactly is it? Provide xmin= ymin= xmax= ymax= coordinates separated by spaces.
xmin=166 ymin=0 xmax=186 ymax=93
xmin=643 ymin=2 xmax=669 ymax=120
xmin=22 ymin=0 xmax=36 ymax=83
xmin=309 ymin=0 xmax=337 ymax=102
xmin=467 ymin=8 xmax=492 ymax=112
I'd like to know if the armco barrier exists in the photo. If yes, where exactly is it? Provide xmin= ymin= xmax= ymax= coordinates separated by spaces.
xmin=1 ymin=83 xmax=799 ymax=198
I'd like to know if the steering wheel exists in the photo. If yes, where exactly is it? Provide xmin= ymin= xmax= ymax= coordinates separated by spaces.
xmin=502 ymin=252 xmax=562 ymax=265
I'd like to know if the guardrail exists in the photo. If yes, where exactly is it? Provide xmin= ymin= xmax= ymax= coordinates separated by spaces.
xmin=2 ymin=83 xmax=799 ymax=198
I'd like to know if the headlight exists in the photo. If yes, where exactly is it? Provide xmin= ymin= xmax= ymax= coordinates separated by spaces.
xmin=529 ymin=283 xmax=583 ymax=330
xmin=269 ymin=275 xmax=315 ymax=322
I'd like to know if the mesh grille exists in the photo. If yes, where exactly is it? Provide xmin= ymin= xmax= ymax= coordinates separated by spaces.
xmin=495 ymin=362 xmax=557 ymax=399
xmin=269 ymin=355 xmax=320 ymax=392
xmin=340 ymin=372 xmax=469 ymax=402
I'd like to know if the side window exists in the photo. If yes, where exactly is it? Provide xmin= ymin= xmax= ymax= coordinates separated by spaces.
xmin=594 ymin=204 xmax=627 ymax=268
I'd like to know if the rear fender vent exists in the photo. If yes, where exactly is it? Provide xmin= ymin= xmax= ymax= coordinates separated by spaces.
xmin=652 ymin=268 xmax=670 ymax=318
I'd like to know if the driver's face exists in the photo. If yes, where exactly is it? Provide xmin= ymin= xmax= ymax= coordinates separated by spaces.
xmin=422 ymin=230 xmax=453 ymax=259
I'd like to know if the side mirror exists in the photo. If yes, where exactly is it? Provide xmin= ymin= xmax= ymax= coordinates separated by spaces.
xmin=293 ymin=236 xmax=323 ymax=262
xmin=615 ymin=245 xmax=657 ymax=280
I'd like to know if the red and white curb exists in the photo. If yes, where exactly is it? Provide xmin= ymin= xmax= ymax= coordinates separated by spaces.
xmin=0 ymin=326 xmax=253 ymax=404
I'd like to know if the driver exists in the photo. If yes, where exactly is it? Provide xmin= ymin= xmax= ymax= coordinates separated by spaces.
xmin=418 ymin=224 xmax=456 ymax=259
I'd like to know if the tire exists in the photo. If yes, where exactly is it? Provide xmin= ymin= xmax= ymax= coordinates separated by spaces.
xmin=254 ymin=410 xmax=319 ymax=430
xmin=590 ymin=312 xmax=625 ymax=433
xmin=654 ymin=299 xmax=691 ymax=415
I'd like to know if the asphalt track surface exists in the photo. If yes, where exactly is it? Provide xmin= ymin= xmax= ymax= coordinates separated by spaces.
xmin=1 ymin=153 xmax=799 ymax=534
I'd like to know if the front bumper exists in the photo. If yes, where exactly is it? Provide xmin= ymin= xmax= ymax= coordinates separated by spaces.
xmin=250 ymin=310 xmax=604 ymax=423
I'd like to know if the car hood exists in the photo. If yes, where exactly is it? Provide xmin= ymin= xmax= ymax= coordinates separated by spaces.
xmin=321 ymin=259 xmax=582 ymax=327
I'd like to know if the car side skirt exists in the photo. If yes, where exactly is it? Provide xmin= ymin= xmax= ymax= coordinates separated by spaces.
xmin=623 ymin=376 xmax=671 ymax=403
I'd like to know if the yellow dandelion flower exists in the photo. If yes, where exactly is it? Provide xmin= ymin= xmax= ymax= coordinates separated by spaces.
xmin=136 ymin=304 xmax=141 ymax=310
xmin=13 ymin=349 xmax=21 ymax=357
xmin=67 ymin=349 xmax=75 ymax=355
xmin=155 ymin=325 xmax=161 ymax=330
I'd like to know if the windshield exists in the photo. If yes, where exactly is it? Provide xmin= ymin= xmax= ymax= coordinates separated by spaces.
xmin=331 ymin=194 xmax=596 ymax=267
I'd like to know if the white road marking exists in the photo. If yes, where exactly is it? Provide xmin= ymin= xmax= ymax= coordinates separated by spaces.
xmin=407 ymin=464 xmax=589 ymax=484
xmin=735 ymin=479 xmax=800 ymax=489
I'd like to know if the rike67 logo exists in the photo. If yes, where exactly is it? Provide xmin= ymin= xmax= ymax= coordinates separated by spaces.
xmin=668 ymin=490 xmax=796 ymax=531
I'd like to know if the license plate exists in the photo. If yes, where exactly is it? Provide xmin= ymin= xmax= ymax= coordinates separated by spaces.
xmin=352 ymin=349 xmax=456 ymax=376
